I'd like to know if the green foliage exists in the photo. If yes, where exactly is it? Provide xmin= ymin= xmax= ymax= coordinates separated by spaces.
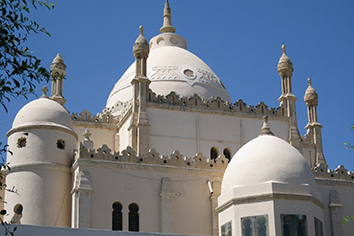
xmin=0 ymin=0 xmax=55 ymax=112
xmin=344 ymin=216 xmax=354 ymax=225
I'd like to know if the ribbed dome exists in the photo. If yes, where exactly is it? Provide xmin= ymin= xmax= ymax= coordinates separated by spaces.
xmin=277 ymin=44 xmax=293 ymax=73
xmin=304 ymin=78 xmax=318 ymax=106
xmin=221 ymin=135 xmax=316 ymax=194
xmin=11 ymin=97 xmax=74 ymax=131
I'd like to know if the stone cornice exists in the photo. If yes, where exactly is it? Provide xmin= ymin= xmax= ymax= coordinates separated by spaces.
xmin=7 ymin=124 xmax=78 ymax=140
xmin=5 ymin=162 xmax=71 ymax=175
xmin=216 ymin=192 xmax=324 ymax=213
xmin=312 ymin=163 xmax=354 ymax=182
xmin=72 ymin=158 xmax=225 ymax=179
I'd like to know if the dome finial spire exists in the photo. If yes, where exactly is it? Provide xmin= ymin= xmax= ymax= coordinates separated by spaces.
xmin=259 ymin=116 xmax=274 ymax=136
xmin=160 ymin=0 xmax=176 ymax=33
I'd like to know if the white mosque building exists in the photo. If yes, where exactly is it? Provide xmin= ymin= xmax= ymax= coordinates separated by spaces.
xmin=3 ymin=1 xmax=354 ymax=236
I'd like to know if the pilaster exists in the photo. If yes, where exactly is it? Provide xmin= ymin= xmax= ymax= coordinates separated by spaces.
xmin=160 ymin=177 xmax=174 ymax=233
xmin=71 ymin=170 xmax=92 ymax=229
xmin=329 ymin=189 xmax=343 ymax=236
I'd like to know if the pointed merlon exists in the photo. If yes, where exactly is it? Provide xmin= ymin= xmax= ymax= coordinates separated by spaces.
xmin=160 ymin=0 xmax=176 ymax=33
xmin=83 ymin=128 xmax=92 ymax=141
xmin=259 ymin=115 xmax=275 ymax=136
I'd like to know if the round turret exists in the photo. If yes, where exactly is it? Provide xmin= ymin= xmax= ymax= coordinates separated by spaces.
xmin=304 ymin=78 xmax=318 ymax=106
xmin=5 ymin=95 xmax=77 ymax=226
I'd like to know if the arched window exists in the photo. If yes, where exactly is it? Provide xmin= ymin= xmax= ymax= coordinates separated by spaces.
xmin=210 ymin=147 xmax=218 ymax=161
xmin=129 ymin=203 xmax=139 ymax=232
xmin=223 ymin=148 xmax=231 ymax=161
xmin=112 ymin=202 xmax=122 ymax=231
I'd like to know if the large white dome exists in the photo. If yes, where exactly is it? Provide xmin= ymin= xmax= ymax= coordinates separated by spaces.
xmin=106 ymin=31 xmax=230 ymax=112
xmin=221 ymin=135 xmax=316 ymax=194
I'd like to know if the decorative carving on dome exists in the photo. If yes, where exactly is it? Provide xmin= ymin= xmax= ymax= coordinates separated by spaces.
xmin=313 ymin=163 xmax=354 ymax=181
xmin=197 ymin=69 xmax=225 ymax=89
xmin=75 ymin=144 xmax=227 ymax=171
xmin=150 ymin=66 xmax=179 ymax=81
xmin=111 ymin=71 xmax=135 ymax=93
xmin=147 ymin=90 xmax=283 ymax=117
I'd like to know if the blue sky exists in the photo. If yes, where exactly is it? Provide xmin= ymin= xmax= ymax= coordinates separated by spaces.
xmin=1 ymin=1 xmax=353 ymax=170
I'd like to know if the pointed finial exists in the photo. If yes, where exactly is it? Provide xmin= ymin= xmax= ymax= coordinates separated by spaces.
xmin=139 ymin=25 xmax=143 ymax=35
xmin=83 ymin=128 xmax=91 ymax=141
xmin=282 ymin=44 xmax=286 ymax=54
xmin=259 ymin=115 xmax=274 ymax=136
xmin=308 ymin=77 xmax=312 ymax=86
xmin=41 ymin=86 xmax=48 ymax=98
xmin=160 ymin=0 xmax=176 ymax=33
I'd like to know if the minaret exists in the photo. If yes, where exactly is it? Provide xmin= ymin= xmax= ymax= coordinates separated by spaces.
xmin=304 ymin=78 xmax=327 ymax=167
xmin=160 ymin=0 xmax=176 ymax=33
xmin=50 ymin=53 xmax=66 ymax=106
xmin=277 ymin=44 xmax=302 ymax=151
xmin=129 ymin=26 xmax=150 ymax=154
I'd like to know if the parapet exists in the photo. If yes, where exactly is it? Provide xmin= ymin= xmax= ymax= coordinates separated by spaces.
xmin=313 ymin=163 xmax=354 ymax=182
xmin=74 ymin=143 xmax=228 ymax=171
xmin=147 ymin=90 xmax=283 ymax=116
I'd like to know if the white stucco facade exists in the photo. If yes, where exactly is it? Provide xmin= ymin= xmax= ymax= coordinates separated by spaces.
xmin=3 ymin=2 xmax=354 ymax=236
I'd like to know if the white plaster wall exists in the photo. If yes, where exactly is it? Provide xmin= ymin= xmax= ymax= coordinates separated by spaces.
xmin=119 ymin=116 xmax=131 ymax=152
xmin=74 ymin=126 xmax=116 ymax=150
xmin=76 ymin=164 xmax=217 ymax=235
xmin=7 ymin=129 xmax=76 ymax=166
xmin=147 ymin=108 xmax=289 ymax=158
xmin=316 ymin=182 xmax=354 ymax=236
xmin=5 ymin=169 xmax=71 ymax=227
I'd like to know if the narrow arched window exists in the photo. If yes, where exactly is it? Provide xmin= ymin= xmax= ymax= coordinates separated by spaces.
xmin=210 ymin=147 xmax=218 ymax=161
xmin=223 ymin=148 xmax=231 ymax=161
xmin=129 ymin=203 xmax=139 ymax=232
xmin=112 ymin=202 xmax=122 ymax=231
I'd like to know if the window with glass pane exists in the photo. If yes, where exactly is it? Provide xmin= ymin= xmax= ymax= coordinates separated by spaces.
xmin=281 ymin=214 xmax=307 ymax=236
xmin=314 ymin=217 xmax=323 ymax=236
xmin=241 ymin=215 xmax=268 ymax=236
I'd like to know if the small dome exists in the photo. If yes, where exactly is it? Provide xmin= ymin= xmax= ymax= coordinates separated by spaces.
xmin=277 ymin=44 xmax=293 ymax=73
xmin=304 ymin=78 xmax=318 ymax=106
xmin=11 ymin=97 xmax=74 ymax=131
xmin=221 ymin=135 xmax=316 ymax=194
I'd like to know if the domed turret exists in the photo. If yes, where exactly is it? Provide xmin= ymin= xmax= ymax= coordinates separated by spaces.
xmin=133 ymin=26 xmax=149 ymax=58
xmin=218 ymin=117 xmax=324 ymax=236
xmin=277 ymin=44 xmax=293 ymax=76
xmin=5 ymin=84 xmax=77 ymax=226
xmin=304 ymin=78 xmax=318 ymax=106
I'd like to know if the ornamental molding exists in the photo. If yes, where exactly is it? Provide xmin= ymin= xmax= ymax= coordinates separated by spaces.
xmin=312 ymin=163 xmax=354 ymax=184
xmin=147 ymin=90 xmax=284 ymax=117
xmin=74 ymin=143 xmax=228 ymax=172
